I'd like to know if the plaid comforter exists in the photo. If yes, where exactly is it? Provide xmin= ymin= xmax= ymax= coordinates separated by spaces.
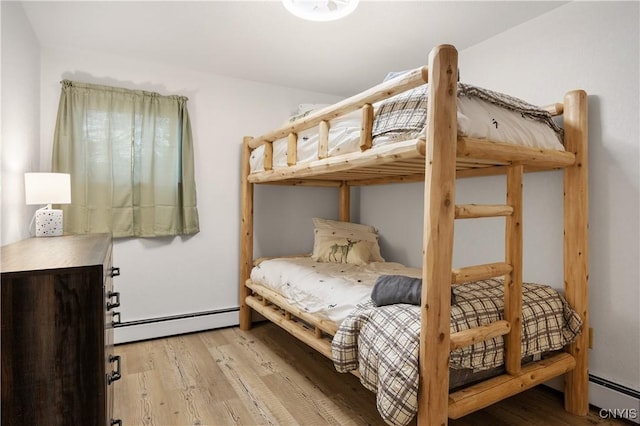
xmin=331 ymin=279 xmax=582 ymax=426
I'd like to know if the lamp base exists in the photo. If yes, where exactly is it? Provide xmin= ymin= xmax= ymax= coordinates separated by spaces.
xmin=35 ymin=209 xmax=64 ymax=237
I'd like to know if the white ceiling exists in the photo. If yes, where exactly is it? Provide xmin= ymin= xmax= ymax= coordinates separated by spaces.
xmin=21 ymin=1 xmax=567 ymax=96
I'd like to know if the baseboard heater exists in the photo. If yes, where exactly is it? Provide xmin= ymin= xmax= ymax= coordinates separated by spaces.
xmin=590 ymin=375 xmax=640 ymax=401
xmin=113 ymin=307 xmax=240 ymax=344
xmin=588 ymin=375 xmax=640 ymax=424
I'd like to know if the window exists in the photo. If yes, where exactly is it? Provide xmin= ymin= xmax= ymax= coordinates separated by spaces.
xmin=52 ymin=80 xmax=199 ymax=237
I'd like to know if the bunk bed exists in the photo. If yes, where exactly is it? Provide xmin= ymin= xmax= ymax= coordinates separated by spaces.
xmin=239 ymin=44 xmax=589 ymax=425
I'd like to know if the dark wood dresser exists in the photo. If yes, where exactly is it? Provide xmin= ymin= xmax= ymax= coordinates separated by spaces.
xmin=1 ymin=233 xmax=122 ymax=426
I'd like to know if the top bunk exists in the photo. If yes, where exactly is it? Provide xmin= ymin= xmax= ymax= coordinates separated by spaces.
xmin=243 ymin=45 xmax=578 ymax=186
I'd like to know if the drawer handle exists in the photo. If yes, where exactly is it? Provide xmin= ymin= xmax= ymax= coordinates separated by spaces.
xmin=110 ymin=419 xmax=122 ymax=426
xmin=110 ymin=267 xmax=121 ymax=277
xmin=107 ymin=291 xmax=120 ymax=310
xmin=108 ymin=355 xmax=121 ymax=384
xmin=112 ymin=311 xmax=121 ymax=327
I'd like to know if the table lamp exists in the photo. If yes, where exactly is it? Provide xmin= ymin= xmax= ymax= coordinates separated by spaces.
xmin=24 ymin=172 xmax=71 ymax=237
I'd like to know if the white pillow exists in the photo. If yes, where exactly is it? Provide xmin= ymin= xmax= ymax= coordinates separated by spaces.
xmin=313 ymin=236 xmax=372 ymax=265
xmin=287 ymin=103 xmax=332 ymax=123
xmin=312 ymin=218 xmax=385 ymax=263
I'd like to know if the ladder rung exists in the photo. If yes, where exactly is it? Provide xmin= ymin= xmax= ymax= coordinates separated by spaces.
xmin=450 ymin=320 xmax=511 ymax=351
xmin=452 ymin=262 xmax=512 ymax=284
xmin=455 ymin=204 xmax=513 ymax=219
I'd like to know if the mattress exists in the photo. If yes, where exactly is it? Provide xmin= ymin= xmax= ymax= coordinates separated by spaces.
xmin=250 ymin=256 xmax=421 ymax=324
xmin=249 ymin=83 xmax=564 ymax=173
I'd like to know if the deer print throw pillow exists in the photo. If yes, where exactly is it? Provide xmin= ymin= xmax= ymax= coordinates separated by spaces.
xmin=313 ymin=237 xmax=372 ymax=265
xmin=312 ymin=218 xmax=385 ymax=263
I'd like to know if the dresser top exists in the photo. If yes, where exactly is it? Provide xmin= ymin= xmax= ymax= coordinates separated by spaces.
xmin=1 ymin=234 xmax=111 ymax=274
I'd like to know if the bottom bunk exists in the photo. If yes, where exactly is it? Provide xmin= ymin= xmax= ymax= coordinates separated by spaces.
xmin=244 ymin=255 xmax=582 ymax=425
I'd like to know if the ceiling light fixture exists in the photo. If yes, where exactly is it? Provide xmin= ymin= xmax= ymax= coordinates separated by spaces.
xmin=282 ymin=0 xmax=360 ymax=22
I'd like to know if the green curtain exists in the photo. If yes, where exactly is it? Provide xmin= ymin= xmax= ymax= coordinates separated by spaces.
xmin=52 ymin=80 xmax=199 ymax=237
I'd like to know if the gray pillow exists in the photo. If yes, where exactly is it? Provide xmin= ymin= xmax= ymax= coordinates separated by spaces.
xmin=371 ymin=274 xmax=455 ymax=306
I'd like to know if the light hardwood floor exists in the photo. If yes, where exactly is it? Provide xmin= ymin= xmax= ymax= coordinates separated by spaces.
xmin=114 ymin=322 xmax=625 ymax=426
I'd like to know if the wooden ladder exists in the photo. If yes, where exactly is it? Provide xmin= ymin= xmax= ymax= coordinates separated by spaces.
xmin=449 ymin=164 xmax=524 ymax=372
xmin=448 ymin=90 xmax=590 ymax=420
xmin=449 ymin=168 xmax=522 ymax=356
xmin=442 ymin=164 xmax=578 ymax=420
xmin=417 ymin=46 xmax=584 ymax=425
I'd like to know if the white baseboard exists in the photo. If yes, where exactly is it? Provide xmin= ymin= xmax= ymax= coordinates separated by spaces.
xmin=113 ymin=309 xmax=239 ymax=344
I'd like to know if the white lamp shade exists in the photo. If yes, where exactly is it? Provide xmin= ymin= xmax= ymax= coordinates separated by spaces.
xmin=24 ymin=173 xmax=71 ymax=205
xmin=282 ymin=0 xmax=359 ymax=22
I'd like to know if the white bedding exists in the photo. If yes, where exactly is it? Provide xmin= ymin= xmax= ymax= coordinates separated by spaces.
xmin=250 ymin=110 xmax=362 ymax=172
xmin=249 ymin=257 xmax=421 ymax=324
xmin=249 ymin=94 xmax=564 ymax=173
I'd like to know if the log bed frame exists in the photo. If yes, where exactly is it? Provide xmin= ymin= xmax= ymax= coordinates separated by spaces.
xmin=238 ymin=44 xmax=589 ymax=424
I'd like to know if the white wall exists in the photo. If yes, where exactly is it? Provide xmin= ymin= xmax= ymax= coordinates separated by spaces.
xmin=1 ymin=2 xmax=41 ymax=245
xmin=361 ymin=0 xmax=639 ymax=411
xmin=461 ymin=0 xmax=640 ymax=398
xmin=38 ymin=45 xmax=342 ymax=341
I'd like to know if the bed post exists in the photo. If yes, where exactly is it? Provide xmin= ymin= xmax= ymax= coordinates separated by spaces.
xmin=419 ymin=44 xmax=458 ymax=426
xmin=240 ymin=136 xmax=255 ymax=330
xmin=563 ymin=90 xmax=589 ymax=415
xmin=339 ymin=181 xmax=350 ymax=222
